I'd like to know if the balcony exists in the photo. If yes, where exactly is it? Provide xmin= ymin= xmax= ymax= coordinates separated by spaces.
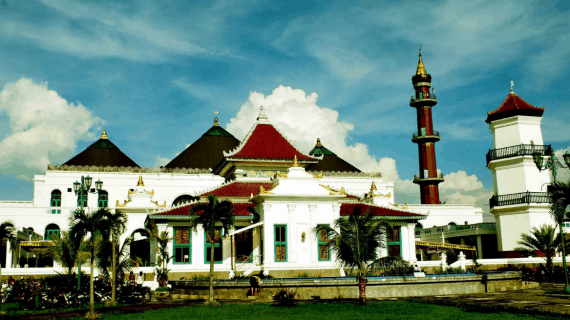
xmin=489 ymin=191 xmax=550 ymax=209
xmin=412 ymin=131 xmax=440 ymax=143
xmin=410 ymin=95 xmax=437 ymax=107
xmin=413 ymin=172 xmax=444 ymax=183
xmin=486 ymin=144 xmax=552 ymax=166
xmin=415 ymin=223 xmax=497 ymax=237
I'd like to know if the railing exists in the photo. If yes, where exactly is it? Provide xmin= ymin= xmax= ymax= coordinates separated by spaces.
xmin=410 ymin=94 xmax=437 ymax=102
xmin=412 ymin=131 xmax=440 ymax=140
xmin=486 ymin=144 xmax=552 ymax=166
xmin=415 ymin=223 xmax=497 ymax=236
xmin=413 ymin=173 xmax=444 ymax=181
xmin=489 ymin=192 xmax=550 ymax=209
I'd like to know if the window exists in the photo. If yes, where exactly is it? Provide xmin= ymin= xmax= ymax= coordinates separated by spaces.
xmin=274 ymin=225 xmax=287 ymax=262
xmin=387 ymin=226 xmax=401 ymax=258
xmin=204 ymin=227 xmax=223 ymax=264
xmin=317 ymin=225 xmax=330 ymax=261
xmin=419 ymin=92 xmax=423 ymax=99
xmin=50 ymin=190 xmax=61 ymax=214
xmin=77 ymin=191 xmax=88 ymax=208
xmin=44 ymin=224 xmax=60 ymax=240
xmin=98 ymin=190 xmax=108 ymax=208
xmin=235 ymin=226 xmax=253 ymax=263
xmin=173 ymin=227 xmax=191 ymax=264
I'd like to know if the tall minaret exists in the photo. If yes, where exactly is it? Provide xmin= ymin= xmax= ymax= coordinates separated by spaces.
xmin=486 ymin=81 xmax=553 ymax=253
xmin=411 ymin=47 xmax=444 ymax=204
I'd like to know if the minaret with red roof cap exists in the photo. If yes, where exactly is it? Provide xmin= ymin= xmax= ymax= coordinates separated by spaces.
xmin=486 ymin=81 xmax=554 ymax=254
xmin=410 ymin=47 xmax=444 ymax=204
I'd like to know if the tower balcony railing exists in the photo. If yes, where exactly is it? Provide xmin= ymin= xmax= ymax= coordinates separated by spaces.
xmin=415 ymin=223 xmax=496 ymax=236
xmin=486 ymin=144 xmax=552 ymax=166
xmin=413 ymin=173 xmax=444 ymax=183
xmin=489 ymin=191 xmax=550 ymax=209
xmin=412 ymin=131 xmax=440 ymax=142
xmin=410 ymin=95 xmax=437 ymax=106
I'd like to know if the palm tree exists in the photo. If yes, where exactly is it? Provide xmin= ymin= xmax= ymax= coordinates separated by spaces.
xmin=153 ymin=230 xmax=172 ymax=288
xmin=514 ymin=224 xmax=561 ymax=275
xmin=548 ymin=180 xmax=570 ymax=292
xmin=189 ymin=195 xmax=234 ymax=304
xmin=313 ymin=206 xmax=409 ymax=305
xmin=99 ymin=210 xmax=127 ymax=304
xmin=69 ymin=208 xmax=113 ymax=319
xmin=49 ymin=231 xmax=89 ymax=276
xmin=0 ymin=221 xmax=17 ymax=312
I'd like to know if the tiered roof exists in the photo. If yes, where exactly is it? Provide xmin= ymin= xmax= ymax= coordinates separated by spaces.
xmin=221 ymin=107 xmax=319 ymax=163
xmin=486 ymin=92 xmax=545 ymax=123
xmin=340 ymin=203 xmax=426 ymax=220
xmin=165 ymin=117 xmax=240 ymax=170
xmin=197 ymin=181 xmax=274 ymax=198
xmin=307 ymin=138 xmax=361 ymax=172
xmin=148 ymin=201 xmax=255 ymax=220
xmin=63 ymin=131 xmax=140 ymax=167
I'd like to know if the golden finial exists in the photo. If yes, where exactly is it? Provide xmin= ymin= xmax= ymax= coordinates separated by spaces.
xmin=137 ymin=176 xmax=144 ymax=187
xmin=101 ymin=130 xmax=108 ymax=139
xmin=371 ymin=181 xmax=377 ymax=191
xmin=214 ymin=117 xmax=219 ymax=126
xmin=416 ymin=45 xmax=427 ymax=77
xmin=292 ymin=155 xmax=301 ymax=167
xmin=316 ymin=138 xmax=323 ymax=147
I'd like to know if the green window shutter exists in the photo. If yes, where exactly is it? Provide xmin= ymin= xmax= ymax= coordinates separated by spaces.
xmin=387 ymin=226 xmax=402 ymax=258
xmin=317 ymin=224 xmax=330 ymax=261
xmin=173 ymin=227 xmax=192 ymax=264
xmin=204 ymin=227 xmax=223 ymax=264
xmin=274 ymin=225 xmax=287 ymax=262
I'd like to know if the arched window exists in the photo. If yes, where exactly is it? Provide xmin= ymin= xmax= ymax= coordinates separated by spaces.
xmin=50 ymin=190 xmax=62 ymax=214
xmin=415 ymin=223 xmax=423 ymax=229
xmin=77 ymin=191 xmax=88 ymax=208
xmin=172 ymin=195 xmax=197 ymax=207
xmin=98 ymin=190 xmax=108 ymax=208
xmin=44 ymin=224 xmax=60 ymax=240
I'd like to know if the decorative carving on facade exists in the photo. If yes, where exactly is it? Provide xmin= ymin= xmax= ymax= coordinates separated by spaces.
xmin=116 ymin=199 xmax=131 ymax=207
xmin=151 ymin=200 xmax=167 ymax=207
xmin=320 ymin=185 xmax=346 ymax=195
xmin=259 ymin=186 xmax=274 ymax=194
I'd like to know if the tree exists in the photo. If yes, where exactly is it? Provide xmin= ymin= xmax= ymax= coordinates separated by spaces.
xmin=0 ymin=221 xmax=17 ymax=313
xmin=548 ymin=180 xmax=570 ymax=292
xmin=99 ymin=210 xmax=127 ymax=305
xmin=69 ymin=208 xmax=114 ymax=319
xmin=189 ymin=195 xmax=234 ymax=304
xmin=154 ymin=230 xmax=172 ymax=288
xmin=514 ymin=224 xmax=561 ymax=275
xmin=48 ymin=231 xmax=89 ymax=276
xmin=313 ymin=206 xmax=409 ymax=305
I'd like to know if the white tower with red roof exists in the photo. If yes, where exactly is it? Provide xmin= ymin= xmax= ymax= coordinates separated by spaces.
xmin=486 ymin=82 xmax=554 ymax=254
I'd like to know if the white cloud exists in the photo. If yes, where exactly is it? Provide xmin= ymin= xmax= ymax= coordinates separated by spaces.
xmin=440 ymin=170 xmax=484 ymax=192
xmin=554 ymin=146 xmax=570 ymax=182
xmin=154 ymin=156 xmax=170 ymax=168
xmin=227 ymin=85 xmax=399 ymax=182
xmin=0 ymin=78 xmax=103 ymax=178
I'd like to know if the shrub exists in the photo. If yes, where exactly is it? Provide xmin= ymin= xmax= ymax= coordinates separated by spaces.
xmin=272 ymin=288 xmax=297 ymax=306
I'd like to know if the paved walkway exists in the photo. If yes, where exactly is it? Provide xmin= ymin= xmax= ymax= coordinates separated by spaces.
xmin=399 ymin=282 xmax=570 ymax=316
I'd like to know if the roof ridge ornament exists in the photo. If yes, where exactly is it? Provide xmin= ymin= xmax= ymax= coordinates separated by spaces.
xmin=256 ymin=105 xmax=270 ymax=124
xmin=101 ymin=130 xmax=108 ymax=140
xmin=292 ymin=155 xmax=301 ymax=167
xmin=137 ymin=176 xmax=144 ymax=186
xmin=510 ymin=80 xmax=514 ymax=94
xmin=316 ymin=138 xmax=323 ymax=147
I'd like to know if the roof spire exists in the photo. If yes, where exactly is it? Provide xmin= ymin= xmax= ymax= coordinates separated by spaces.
xmin=510 ymin=80 xmax=514 ymax=94
xmin=101 ymin=130 xmax=108 ymax=140
xmin=292 ymin=155 xmax=301 ymax=167
xmin=137 ymin=176 xmax=144 ymax=186
xmin=370 ymin=181 xmax=377 ymax=191
xmin=316 ymin=138 xmax=323 ymax=147
xmin=416 ymin=45 xmax=427 ymax=77
xmin=214 ymin=117 xmax=219 ymax=126
xmin=256 ymin=105 xmax=270 ymax=123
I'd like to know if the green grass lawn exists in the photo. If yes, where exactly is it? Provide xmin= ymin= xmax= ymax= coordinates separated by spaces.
xmin=83 ymin=301 xmax=562 ymax=320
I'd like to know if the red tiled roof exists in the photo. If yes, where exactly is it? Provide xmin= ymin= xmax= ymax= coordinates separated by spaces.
xmin=150 ymin=202 xmax=255 ymax=218
xmin=199 ymin=182 xmax=274 ymax=198
xmin=340 ymin=203 xmax=425 ymax=219
xmin=486 ymin=93 xmax=544 ymax=123
xmin=226 ymin=124 xmax=316 ymax=161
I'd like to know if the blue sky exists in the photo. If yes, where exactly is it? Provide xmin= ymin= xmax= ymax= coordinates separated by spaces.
xmin=0 ymin=0 xmax=569 ymax=213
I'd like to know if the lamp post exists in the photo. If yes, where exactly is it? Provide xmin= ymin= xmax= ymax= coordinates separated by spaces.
xmin=533 ymin=150 xmax=570 ymax=293
xmin=72 ymin=175 xmax=103 ymax=290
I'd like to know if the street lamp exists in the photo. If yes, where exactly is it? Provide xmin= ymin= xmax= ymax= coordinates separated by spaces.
xmin=533 ymin=150 xmax=570 ymax=293
xmin=72 ymin=175 xmax=103 ymax=289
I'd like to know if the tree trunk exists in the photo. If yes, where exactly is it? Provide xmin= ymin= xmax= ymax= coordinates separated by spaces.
xmin=357 ymin=276 xmax=367 ymax=305
xmin=111 ymin=236 xmax=117 ymax=304
xmin=90 ymin=253 xmax=95 ymax=319
xmin=560 ymin=223 xmax=570 ymax=293
xmin=0 ymin=264 xmax=3 ymax=312
xmin=209 ymin=238 xmax=215 ymax=302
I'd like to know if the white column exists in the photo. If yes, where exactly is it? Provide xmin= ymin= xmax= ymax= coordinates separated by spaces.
xmin=308 ymin=204 xmax=317 ymax=263
xmin=407 ymin=223 xmax=417 ymax=262
xmin=476 ymin=235 xmax=484 ymax=259
xmin=262 ymin=203 xmax=272 ymax=276
xmin=5 ymin=243 xmax=12 ymax=269
xmin=287 ymin=204 xmax=296 ymax=264
xmin=401 ymin=224 xmax=409 ymax=261
xmin=252 ymin=227 xmax=261 ymax=266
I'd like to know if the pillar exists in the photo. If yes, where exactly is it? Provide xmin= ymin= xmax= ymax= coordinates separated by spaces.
xmin=476 ymin=235 xmax=484 ymax=259
xmin=407 ymin=223 xmax=417 ymax=262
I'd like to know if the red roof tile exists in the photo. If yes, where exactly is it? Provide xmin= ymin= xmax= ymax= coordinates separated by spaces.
xmin=340 ymin=203 xmax=425 ymax=219
xmin=199 ymin=182 xmax=274 ymax=198
xmin=486 ymin=93 xmax=544 ymax=123
xmin=150 ymin=202 xmax=255 ymax=218
xmin=226 ymin=124 xmax=316 ymax=161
